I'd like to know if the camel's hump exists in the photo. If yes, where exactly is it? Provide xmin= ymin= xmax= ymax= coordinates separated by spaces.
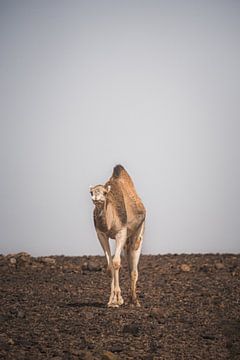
xmin=112 ymin=164 xmax=125 ymax=178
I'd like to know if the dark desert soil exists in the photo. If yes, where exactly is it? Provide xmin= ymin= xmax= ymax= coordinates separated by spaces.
xmin=0 ymin=253 xmax=239 ymax=360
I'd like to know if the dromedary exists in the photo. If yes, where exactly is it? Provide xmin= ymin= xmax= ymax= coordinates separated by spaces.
xmin=90 ymin=165 xmax=146 ymax=307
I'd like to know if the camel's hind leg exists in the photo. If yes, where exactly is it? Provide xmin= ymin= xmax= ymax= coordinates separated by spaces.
xmin=127 ymin=221 xmax=144 ymax=306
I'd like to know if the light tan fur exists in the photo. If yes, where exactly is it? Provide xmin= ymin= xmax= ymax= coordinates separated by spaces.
xmin=90 ymin=165 xmax=146 ymax=307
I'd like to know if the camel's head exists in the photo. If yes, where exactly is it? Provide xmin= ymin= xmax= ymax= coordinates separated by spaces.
xmin=89 ymin=184 xmax=111 ymax=205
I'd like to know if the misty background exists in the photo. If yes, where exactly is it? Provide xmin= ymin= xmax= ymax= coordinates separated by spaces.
xmin=0 ymin=1 xmax=240 ymax=256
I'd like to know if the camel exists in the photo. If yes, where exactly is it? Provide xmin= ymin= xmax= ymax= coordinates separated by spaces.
xmin=90 ymin=165 xmax=146 ymax=307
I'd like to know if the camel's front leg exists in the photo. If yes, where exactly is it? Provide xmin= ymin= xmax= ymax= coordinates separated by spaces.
xmin=108 ymin=227 xmax=127 ymax=307
xmin=96 ymin=231 xmax=115 ymax=305
xmin=97 ymin=230 xmax=111 ymax=268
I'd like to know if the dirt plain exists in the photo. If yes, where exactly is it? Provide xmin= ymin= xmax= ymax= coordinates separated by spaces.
xmin=0 ymin=253 xmax=239 ymax=360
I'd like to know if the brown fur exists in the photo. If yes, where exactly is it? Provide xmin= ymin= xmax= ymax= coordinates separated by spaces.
xmin=92 ymin=182 xmax=127 ymax=239
xmin=105 ymin=165 xmax=146 ymax=240
xmin=92 ymin=166 xmax=146 ymax=240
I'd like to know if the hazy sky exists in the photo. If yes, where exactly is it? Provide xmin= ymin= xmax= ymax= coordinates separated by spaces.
xmin=0 ymin=1 xmax=240 ymax=256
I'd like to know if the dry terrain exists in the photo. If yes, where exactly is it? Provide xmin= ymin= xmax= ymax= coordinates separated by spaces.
xmin=0 ymin=253 xmax=239 ymax=359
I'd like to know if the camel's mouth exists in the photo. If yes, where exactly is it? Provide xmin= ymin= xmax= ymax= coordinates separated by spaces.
xmin=93 ymin=199 xmax=105 ymax=205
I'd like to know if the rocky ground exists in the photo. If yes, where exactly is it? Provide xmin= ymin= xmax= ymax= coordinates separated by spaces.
xmin=0 ymin=252 xmax=239 ymax=360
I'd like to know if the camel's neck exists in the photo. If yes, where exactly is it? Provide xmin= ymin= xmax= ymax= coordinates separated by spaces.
xmin=95 ymin=201 xmax=105 ymax=213
xmin=94 ymin=199 xmax=114 ymax=234
xmin=94 ymin=202 xmax=107 ymax=227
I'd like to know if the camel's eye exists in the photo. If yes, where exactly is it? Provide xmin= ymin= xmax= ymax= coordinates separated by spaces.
xmin=90 ymin=191 xmax=93 ymax=196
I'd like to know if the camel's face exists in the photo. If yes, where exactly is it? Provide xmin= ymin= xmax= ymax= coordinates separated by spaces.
xmin=90 ymin=185 xmax=108 ymax=204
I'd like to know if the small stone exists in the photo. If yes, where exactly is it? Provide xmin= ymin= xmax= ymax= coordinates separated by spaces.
xmin=63 ymin=263 xmax=81 ymax=272
xmin=6 ymin=253 xmax=15 ymax=258
xmin=17 ymin=310 xmax=25 ymax=319
xmin=88 ymin=261 xmax=102 ymax=271
xmin=9 ymin=257 xmax=17 ymax=265
xmin=16 ymin=252 xmax=31 ymax=258
xmin=180 ymin=264 xmax=191 ymax=272
xmin=102 ymin=351 xmax=119 ymax=360
xmin=109 ymin=343 xmax=124 ymax=353
xmin=199 ymin=264 xmax=209 ymax=272
xmin=73 ymin=350 xmax=94 ymax=360
xmin=31 ymin=263 xmax=43 ymax=269
xmin=8 ymin=338 xmax=14 ymax=345
xmin=149 ymin=307 xmax=165 ymax=320
xmin=82 ymin=261 xmax=89 ymax=270
xmin=122 ymin=323 xmax=140 ymax=336
xmin=85 ymin=312 xmax=94 ymax=320
xmin=82 ymin=260 xmax=102 ymax=272
xmin=41 ymin=257 xmax=56 ymax=265
xmin=215 ymin=262 xmax=224 ymax=270
xmin=17 ymin=253 xmax=31 ymax=267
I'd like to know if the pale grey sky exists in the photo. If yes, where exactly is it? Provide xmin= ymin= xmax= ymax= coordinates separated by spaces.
xmin=0 ymin=0 xmax=240 ymax=256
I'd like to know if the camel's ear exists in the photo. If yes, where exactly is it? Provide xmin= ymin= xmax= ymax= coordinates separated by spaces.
xmin=89 ymin=186 xmax=93 ymax=192
xmin=107 ymin=185 xmax=111 ymax=193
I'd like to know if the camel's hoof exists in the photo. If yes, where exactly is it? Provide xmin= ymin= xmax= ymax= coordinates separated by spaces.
xmin=130 ymin=299 xmax=141 ymax=307
xmin=108 ymin=295 xmax=124 ymax=308
xmin=117 ymin=296 xmax=124 ymax=306
xmin=107 ymin=303 xmax=119 ymax=308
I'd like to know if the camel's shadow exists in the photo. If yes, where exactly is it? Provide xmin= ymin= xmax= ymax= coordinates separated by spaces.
xmin=62 ymin=301 xmax=105 ymax=308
